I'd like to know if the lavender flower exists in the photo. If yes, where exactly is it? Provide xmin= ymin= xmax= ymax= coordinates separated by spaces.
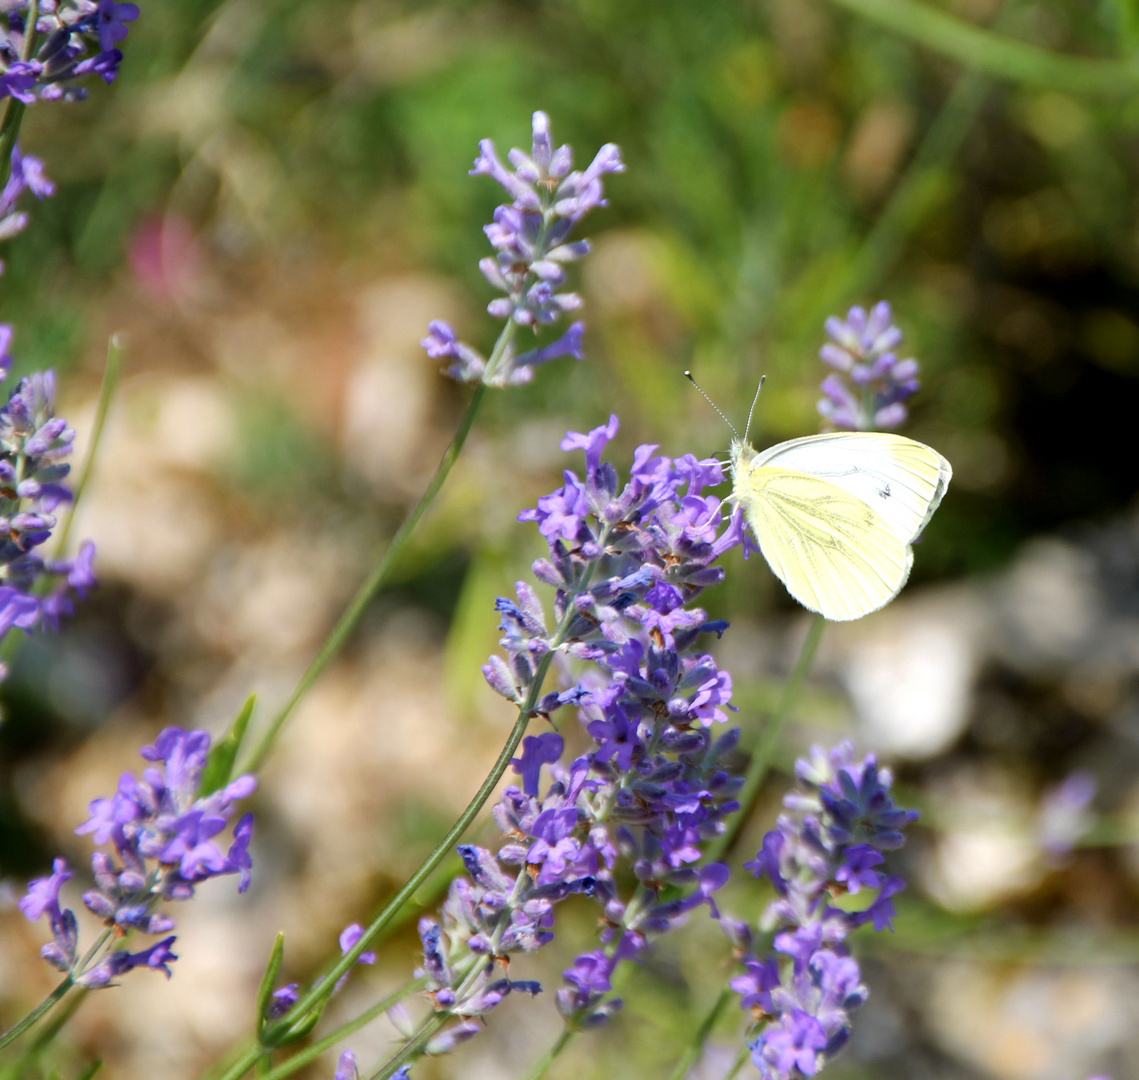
xmin=0 ymin=0 xmax=141 ymax=107
xmin=422 ymin=112 xmax=623 ymax=387
xmin=21 ymin=727 xmax=255 ymax=987
xmin=0 ymin=145 xmax=54 ymax=254
xmin=405 ymin=417 xmax=746 ymax=1060
xmin=817 ymin=302 xmax=920 ymax=431
xmin=335 ymin=1051 xmax=411 ymax=1080
xmin=0 ymin=335 xmax=97 ymax=669
xmin=1037 ymin=771 xmax=1097 ymax=865
xmin=726 ymin=742 xmax=918 ymax=1078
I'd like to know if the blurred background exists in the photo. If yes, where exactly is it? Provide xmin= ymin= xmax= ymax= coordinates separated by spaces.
xmin=2 ymin=0 xmax=1139 ymax=1077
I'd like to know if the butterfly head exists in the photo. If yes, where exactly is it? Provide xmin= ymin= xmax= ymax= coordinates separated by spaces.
xmin=728 ymin=437 xmax=756 ymax=475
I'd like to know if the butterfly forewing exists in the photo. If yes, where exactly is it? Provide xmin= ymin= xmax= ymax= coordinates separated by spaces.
xmin=752 ymin=432 xmax=951 ymax=543
xmin=743 ymin=467 xmax=913 ymax=622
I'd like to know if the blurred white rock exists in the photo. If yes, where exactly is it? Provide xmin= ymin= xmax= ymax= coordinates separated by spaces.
xmin=927 ymin=960 xmax=1138 ymax=1080
xmin=920 ymin=766 xmax=1042 ymax=911
xmin=830 ymin=588 xmax=985 ymax=759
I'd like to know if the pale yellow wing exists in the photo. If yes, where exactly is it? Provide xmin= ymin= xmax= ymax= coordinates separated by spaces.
xmin=742 ymin=467 xmax=913 ymax=622
xmin=751 ymin=431 xmax=951 ymax=543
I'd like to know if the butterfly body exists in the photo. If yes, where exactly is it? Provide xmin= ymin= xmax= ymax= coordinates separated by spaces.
xmin=729 ymin=431 xmax=951 ymax=622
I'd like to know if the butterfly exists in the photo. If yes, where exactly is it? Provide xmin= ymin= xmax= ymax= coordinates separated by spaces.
xmin=688 ymin=373 xmax=952 ymax=622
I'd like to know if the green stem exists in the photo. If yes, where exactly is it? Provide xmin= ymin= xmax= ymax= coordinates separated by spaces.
xmin=0 ymin=986 xmax=91 ymax=1080
xmin=19 ymin=0 xmax=37 ymax=63
xmin=366 ymin=1014 xmax=446 ymax=1080
xmin=241 ymin=382 xmax=487 ymax=773
xmin=672 ymin=617 xmax=826 ymax=1077
xmin=54 ymin=334 xmax=125 ymax=557
xmin=823 ymin=0 xmax=1139 ymax=95
xmin=0 ymin=976 xmax=73 ymax=1053
xmin=521 ymin=1028 xmax=575 ymax=1080
xmin=665 ymin=987 xmax=732 ymax=1080
xmin=849 ymin=71 xmax=990 ymax=289
xmin=0 ymin=99 xmax=26 ymax=191
xmin=0 ymin=0 xmax=37 ymax=189
xmin=723 ymin=1036 xmax=753 ymax=1080
xmin=709 ymin=613 xmax=825 ymax=862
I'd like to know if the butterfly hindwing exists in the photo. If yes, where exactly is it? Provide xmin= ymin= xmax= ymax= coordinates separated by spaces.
xmin=751 ymin=431 xmax=951 ymax=543
xmin=740 ymin=465 xmax=913 ymax=622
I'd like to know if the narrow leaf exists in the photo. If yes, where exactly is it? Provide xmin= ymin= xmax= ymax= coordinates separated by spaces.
xmin=200 ymin=695 xmax=257 ymax=795
xmin=256 ymin=932 xmax=286 ymax=1032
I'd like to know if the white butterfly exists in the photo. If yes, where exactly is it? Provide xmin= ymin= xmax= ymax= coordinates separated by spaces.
xmin=687 ymin=372 xmax=952 ymax=621
xmin=729 ymin=430 xmax=951 ymax=622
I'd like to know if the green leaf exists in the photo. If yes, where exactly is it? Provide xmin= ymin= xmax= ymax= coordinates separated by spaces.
xmin=74 ymin=1063 xmax=103 ymax=1080
xmin=256 ymin=933 xmax=287 ymax=1036
xmin=199 ymin=695 xmax=257 ymax=796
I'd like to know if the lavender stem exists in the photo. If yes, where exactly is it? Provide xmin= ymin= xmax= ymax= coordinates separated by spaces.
xmin=665 ymin=616 xmax=825 ymax=1079
xmin=0 ymin=977 xmax=72 ymax=1053
xmin=665 ymin=987 xmax=733 ymax=1080
xmin=708 ymin=613 xmax=826 ymax=862
xmin=241 ymin=381 xmax=488 ymax=773
xmin=521 ymin=1028 xmax=575 ymax=1080
xmin=53 ymin=334 xmax=124 ymax=557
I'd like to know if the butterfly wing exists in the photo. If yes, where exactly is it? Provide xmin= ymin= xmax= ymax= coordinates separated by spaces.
xmin=740 ymin=466 xmax=913 ymax=621
xmin=751 ymin=432 xmax=951 ymax=543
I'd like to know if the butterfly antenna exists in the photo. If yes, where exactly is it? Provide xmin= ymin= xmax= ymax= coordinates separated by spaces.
xmin=742 ymin=375 xmax=765 ymax=444
xmin=684 ymin=370 xmax=738 ymax=438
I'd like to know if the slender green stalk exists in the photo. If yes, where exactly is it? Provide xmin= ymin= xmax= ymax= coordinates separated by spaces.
xmin=0 ymin=0 xmax=37 ymax=187
xmin=216 ymin=697 xmax=522 ymax=1080
xmin=366 ymin=1013 xmax=446 ymax=1080
xmin=264 ymin=672 xmax=529 ymax=1030
xmin=0 ymin=977 xmax=73 ymax=1053
xmin=0 ymin=100 xmax=26 ymax=191
xmin=723 ymin=1036 xmax=753 ymax=1080
xmin=521 ymin=1028 xmax=575 ymax=1080
xmin=665 ymin=987 xmax=732 ymax=1080
xmin=54 ymin=335 xmax=125 ymax=557
xmin=709 ymin=613 xmax=826 ymax=862
xmin=0 ymin=987 xmax=91 ymax=1080
xmin=838 ymin=71 xmax=990 ymax=306
xmin=241 ymin=381 xmax=487 ymax=772
xmin=19 ymin=0 xmax=37 ymax=62
xmin=667 ymin=616 xmax=824 ymax=1078
xmin=824 ymin=0 xmax=1139 ymax=94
